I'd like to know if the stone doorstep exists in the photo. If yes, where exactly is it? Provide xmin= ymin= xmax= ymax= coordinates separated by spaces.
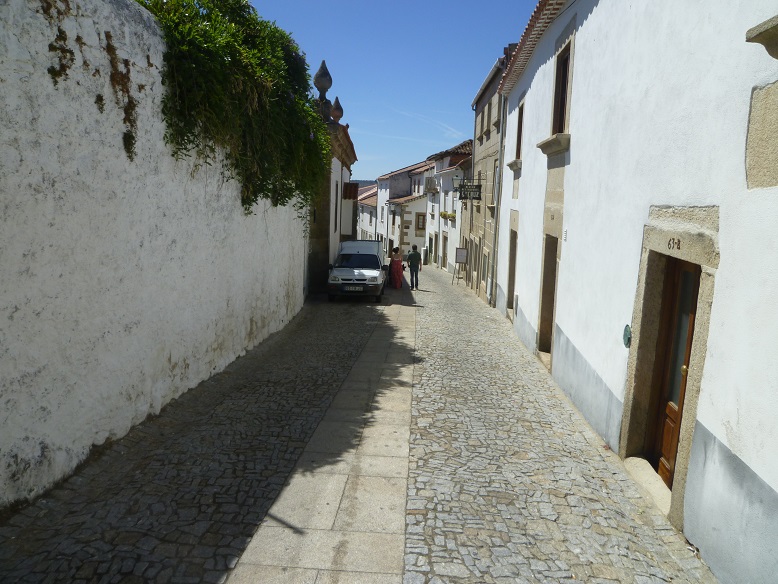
xmin=623 ymin=457 xmax=671 ymax=516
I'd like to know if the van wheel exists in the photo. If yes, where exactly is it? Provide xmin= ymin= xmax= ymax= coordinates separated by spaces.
xmin=374 ymin=294 xmax=382 ymax=303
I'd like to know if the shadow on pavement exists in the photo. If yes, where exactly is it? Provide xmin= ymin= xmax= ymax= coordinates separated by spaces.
xmin=0 ymin=291 xmax=415 ymax=583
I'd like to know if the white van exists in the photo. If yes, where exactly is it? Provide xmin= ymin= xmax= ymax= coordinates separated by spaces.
xmin=327 ymin=240 xmax=388 ymax=302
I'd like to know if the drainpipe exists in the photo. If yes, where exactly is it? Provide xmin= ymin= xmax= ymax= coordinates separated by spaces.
xmin=469 ymin=103 xmax=477 ymax=288
xmin=436 ymin=175 xmax=441 ymax=268
xmin=489 ymin=93 xmax=507 ymax=307
xmin=384 ymin=191 xmax=390 ymax=256
xmin=449 ymin=170 xmax=461 ymax=270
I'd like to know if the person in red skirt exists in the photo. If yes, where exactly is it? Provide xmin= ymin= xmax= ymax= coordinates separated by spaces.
xmin=390 ymin=247 xmax=404 ymax=288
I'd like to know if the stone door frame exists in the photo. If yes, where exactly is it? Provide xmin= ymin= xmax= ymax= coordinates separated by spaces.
xmin=619 ymin=206 xmax=719 ymax=529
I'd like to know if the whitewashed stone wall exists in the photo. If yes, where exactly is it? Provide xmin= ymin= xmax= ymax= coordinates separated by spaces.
xmin=0 ymin=0 xmax=307 ymax=508
xmin=495 ymin=1 xmax=778 ymax=581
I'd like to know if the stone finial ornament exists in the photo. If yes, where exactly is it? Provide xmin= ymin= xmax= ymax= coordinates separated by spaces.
xmin=313 ymin=60 xmax=333 ymax=100
xmin=313 ymin=60 xmax=333 ymax=122
xmin=331 ymin=97 xmax=343 ymax=123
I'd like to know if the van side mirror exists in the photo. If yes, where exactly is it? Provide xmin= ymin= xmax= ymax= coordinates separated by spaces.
xmin=382 ymin=265 xmax=389 ymax=271
xmin=328 ymin=264 xmax=334 ymax=270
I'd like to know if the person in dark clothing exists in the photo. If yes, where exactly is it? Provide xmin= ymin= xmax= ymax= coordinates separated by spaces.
xmin=407 ymin=244 xmax=422 ymax=290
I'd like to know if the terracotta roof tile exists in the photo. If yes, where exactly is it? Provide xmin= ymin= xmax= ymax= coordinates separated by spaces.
xmin=387 ymin=193 xmax=427 ymax=205
xmin=427 ymin=139 xmax=473 ymax=161
xmin=499 ymin=0 xmax=568 ymax=95
xmin=358 ymin=193 xmax=377 ymax=207
xmin=376 ymin=160 xmax=431 ymax=180
xmin=439 ymin=154 xmax=472 ymax=173
xmin=357 ymin=184 xmax=378 ymax=199
xmin=409 ymin=162 xmax=435 ymax=176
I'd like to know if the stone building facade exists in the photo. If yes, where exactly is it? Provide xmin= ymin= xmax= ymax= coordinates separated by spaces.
xmin=461 ymin=45 xmax=516 ymax=304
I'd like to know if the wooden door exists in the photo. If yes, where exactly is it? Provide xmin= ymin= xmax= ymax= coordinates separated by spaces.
xmin=507 ymin=229 xmax=518 ymax=310
xmin=538 ymin=235 xmax=558 ymax=354
xmin=652 ymin=258 xmax=701 ymax=488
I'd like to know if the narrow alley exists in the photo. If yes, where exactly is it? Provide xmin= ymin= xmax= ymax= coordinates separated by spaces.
xmin=0 ymin=268 xmax=715 ymax=583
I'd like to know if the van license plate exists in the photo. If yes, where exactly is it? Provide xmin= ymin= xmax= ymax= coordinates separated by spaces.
xmin=344 ymin=286 xmax=363 ymax=292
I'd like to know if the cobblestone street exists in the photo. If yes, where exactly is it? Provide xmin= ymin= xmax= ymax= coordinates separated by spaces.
xmin=404 ymin=269 xmax=714 ymax=583
xmin=0 ymin=267 xmax=716 ymax=583
xmin=0 ymin=298 xmax=381 ymax=583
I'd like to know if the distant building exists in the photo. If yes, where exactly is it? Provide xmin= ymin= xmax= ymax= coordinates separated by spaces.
xmin=376 ymin=161 xmax=431 ymax=256
xmin=461 ymin=44 xmax=516 ymax=304
xmin=425 ymin=140 xmax=472 ymax=271
xmin=356 ymin=183 xmax=378 ymax=241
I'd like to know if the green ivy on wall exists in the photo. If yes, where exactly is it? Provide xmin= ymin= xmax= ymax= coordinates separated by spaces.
xmin=135 ymin=0 xmax=331 ymax=212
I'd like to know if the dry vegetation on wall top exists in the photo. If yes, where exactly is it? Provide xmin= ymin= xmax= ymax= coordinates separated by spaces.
xmin=134 ymin=0 xmax=332 ymax=213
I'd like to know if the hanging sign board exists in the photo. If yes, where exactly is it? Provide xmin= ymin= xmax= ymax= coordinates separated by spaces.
xmin=455 ymin=247 xmax=468 ymax=264
xmin=461 ymin=184 xmax=482 ymax=200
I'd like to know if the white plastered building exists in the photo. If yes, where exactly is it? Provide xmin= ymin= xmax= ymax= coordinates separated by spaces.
xmin=494 ymin=2 xmax=778 ymax=582
xmin=424 ymin=140 xmax=472 ymax=271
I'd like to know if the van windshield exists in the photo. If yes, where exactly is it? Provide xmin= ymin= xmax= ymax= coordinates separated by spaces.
xmin=334 ymin=254 xmax=381 ymax=270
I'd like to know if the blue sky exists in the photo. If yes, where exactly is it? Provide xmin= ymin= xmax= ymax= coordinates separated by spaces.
xmin=252 ymin=1 xmax=538 ymax=181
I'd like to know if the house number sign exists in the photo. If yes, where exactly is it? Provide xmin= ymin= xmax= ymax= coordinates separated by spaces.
xmin=667 ymin=237 xmax=682 ymax=251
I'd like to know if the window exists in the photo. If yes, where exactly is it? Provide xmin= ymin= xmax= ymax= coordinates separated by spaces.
xmin=369 ymin=211 xmax=373 ymax=226
xmin=335 ymin=254 xmax=380 ymax=270
xmin=334 ymin=182 xmax=339 ymax=233
xmin=493 ymin=159 xmax=499 ymax=200
xmin=552 ymin=43 xmax=571 ymax=134
xmin=381 ymin=207 xmax=384 ymax=221
xmin=392 ymin=209 xmax=396 ymax=227
xmin=515 ymin=102 xmax=524 ymax=160
xmin=486 ymin=101 xmax=492 ymax=136
xmin=416 ymin=213 xmax=426 ymax=231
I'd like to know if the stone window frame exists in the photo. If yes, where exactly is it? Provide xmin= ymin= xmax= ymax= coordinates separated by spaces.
xmin=486 ymin=101 xmax=492 ymax=139
xmin=538 ymin=18 xmax=576 ymax=157
xmin=508 ymin=94 xmax=527 ymax=198
xmin=746 ymin=14 xmax=778 ymax=59
xmin=334 ymin=182 xmax=339 ymax=234
xmin=552 ymin=43 xmax=571 ymax=134
xmin=745 ymin=14 xmax=778 ymax=189
xmin=515 ymin=100 xmax=525 ymax=162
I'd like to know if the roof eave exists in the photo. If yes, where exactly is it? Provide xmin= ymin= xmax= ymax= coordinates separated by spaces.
xmin=471 ymin=60 xmax=502 ymax=108
xmin=499 ymin=0 xmax=568 ymax=96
